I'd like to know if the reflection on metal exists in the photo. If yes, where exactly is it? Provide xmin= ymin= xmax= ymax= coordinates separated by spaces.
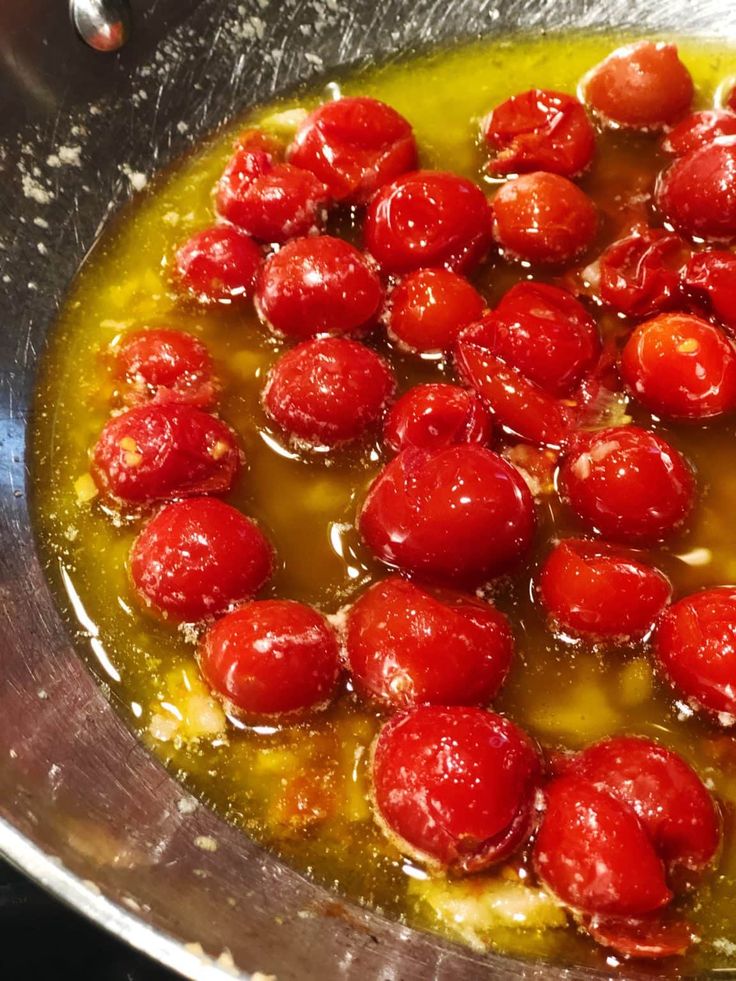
xmin=71 ymin=0 xmax=131 ymax=52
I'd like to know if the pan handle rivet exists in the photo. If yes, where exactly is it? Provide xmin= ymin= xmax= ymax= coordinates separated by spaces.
xmin=70 ymin=0 xmax=132 ymax=52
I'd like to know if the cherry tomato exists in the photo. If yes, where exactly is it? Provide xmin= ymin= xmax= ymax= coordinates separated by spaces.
xmin=130 ymin=498 xmax=273 ymax=621
xmin=654 ymin=586 xmax=736 ymax=720
xmin=263 ymin=337 xmax=395 ymax=447
xmin=200 ymin=599 xmax=340 ymax=717
xmin=112 ymin=329 xmax=216 ymax=408
xmin=572 ymin=736 xmax=721 ymax=873
xmin=287 ymin=97 xmax=418 ymax=204
xmin=255 ymin=235 xmax=383 ymax=340
xmin=581 ymin=41 xmax=693 ymax=130
xmin=662 ymin=109 xmax=736 ymax=157
xmin=621 ymin=313 xmax=736 ymax=420
xmin=386 ymin=268 xmax=485 ymax=354
xmin=215 ymin=131 xmax=330 ymax=244
xmin=595 ymin=228 xmax=688 ymax=318
xmin=681 ymin=250 xmax=736 ymax=331
xmin=364 ymin=171 xmax=493 ymax=274
xmin=345 ymin=577 xmax=513 ymax=708
xmin=582 ymin=913 xmax=694 ymax=960
xmin=372 ymin=706 xmax=542 ymax=872
xmin=534 ymin=774 xmax=672 ymax=917
xmin=455 ymin=319 xmax=571 ymax=448
xmin=483 ymin=88 xmax=596 ymax=177
xmin=359 ymin=444 xmax=536 ymax=584
xmin=383 ymin=383 xmax=491 ymax=454
xmin=539 ymin=538 xmax=672 ymax=640
xmin=174 ymin=225 xmax=262 ymax=304
xmin=92 ymin=404 xmax=240 ymax=504
xmin=656 ymin=138 xmax=736 ymax=242
xmin=492 ymin=172 xmax=598 ymax=264
xmin=558 ymin=426 xmax=695 ymax=545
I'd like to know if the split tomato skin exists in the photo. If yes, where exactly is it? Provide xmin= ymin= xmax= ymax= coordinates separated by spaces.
xmin=255 ymin=236 xmax=384 ymax=340
xmin=483 ymin=88 xmax=596 ymax=177
xmin=654 ymin=586 xmax=736 ymax=719
xmin=92 ymin=404 xmax=240 ymax=504
xmin=539 ymin=538 xmax=672 ymax=641
xmin=621 ymin=312 xmax=736 ymax=420
xmin=681 ymin=250 xmax=736 ymax=331
xmin=534 ymin=774 xmax=672 ymax=917
xmin=656 ymin=137 xmax=736 ymax=242
xmin=386 ymin=268 xmax=485 ymax=354
xmin=595 ymin=228 xmax=688 ymax=319
xmin=359 ymin=444 xmax=536 ymax=585
xmin=112 ymin=328 xmax=216 ymax=408
xmin=345 ymin=577 xmax=514 ymax=708
xmin=130 ymin=498 xmax=273 ymax=622
xmin=372 ymin=706 xmax=542 ymax=872
xmin=287 ymin=96 xmax=418 ymax=203
xmin=383 ymin=383 xmax=492 ymax=454
xmin=662 ymin=109 xmax=736 ymax=157
xmin=174 ymin=225 xmax=262 ymax=304
xmin=558 ymin=426 xmax=696 ymax=545
xmin=200 ymin=599 xmax=340 ymax=717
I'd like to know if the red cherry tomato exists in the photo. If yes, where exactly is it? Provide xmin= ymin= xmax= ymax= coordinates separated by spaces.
xmin=621 ymin=313 xmax=736 ymax=420
xmin=130 ymin=498 xmax=273 ymax=621
xmin=383 ymin=383 xmax=491 ymax=454
xmin=215 ymin=132 xmax=330 ymax=244
xmin=492 ymin=172 xmax=598 ymax=264
xmin=558 ymin=426 xmax=695 ymax=545
xmin=581 ymin=41 xmax=693 ymax=130
xmin=539 ymin=539 xmax=671 ymax=640
xmin=595 ymin=228 xmax=688 ymax=318
xmin=681 ymin=250 xmax=736 ymax=332
xmin=112 ymin=329 xmax=216 ymax=408
xmin=263 ymin=337 xmax=395 ymax=448
xmin=364 ymin=171 xmax=493 ymax=274
xmin=255 ymin=236 xmax=383 ymax=340
xmin=92 ymin=404 xmax=240 ymax=504
xmin=345 ymin=577 xmax=513 ymax=708
xmin=174 ymin=225 xmax=262 ymax=304
xmin=572 ymin=736 xmax=721 ymax=873
xmin=386 ymin=268 xmax=485 ymax=354
xmin=582 ymin=913 xmax=694 ymax=960
xmin=200 ymin=599 xmax=340 ymax=717
xmin=662 ymin=109 xmax=736 ymax=157
xmin=287 ymin=97 xmax=418 ymax=204
xmin=359 ymin=444 xmax=536 ymax=584
xmin=534 ymin=774 xmax=672 ymax=917
xmin=655 ymin=586 xmax=736 ymax=720
xmin=656 ymin=138 xmax=736 ymax=242
xmin=372 ymin=706 xmax=542 ymax=872
xmin=483 ymin=88 xmax=596 ymax=177
xmin=455 ymin=318 xmax=571 ymax=448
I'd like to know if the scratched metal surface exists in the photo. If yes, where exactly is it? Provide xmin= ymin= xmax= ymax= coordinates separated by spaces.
xmin=1 ymin=2 xmax=736 ymax=980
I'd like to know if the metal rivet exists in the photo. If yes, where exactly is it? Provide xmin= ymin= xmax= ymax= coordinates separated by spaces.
xmin=71 ymin=0 xmax=132 ymax=53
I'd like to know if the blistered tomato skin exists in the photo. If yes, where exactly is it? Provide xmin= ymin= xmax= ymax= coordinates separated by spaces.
xmin=92 ymin=404 xmax=240 ymax=504
xmin=656 ymin=138 xmax=736 ymax=242
xmin=256 ymin=236 xmax=384 ymax=340
xmin=492 ymin=172 xmax=598 ymax=264
xmin=581 ymin=41 xmax=693 ymax=130
xmin=655 ymin=587 xmax=736 ymax=719
xmin=200 ymin=600 xmax=340 ymax=717
xmin=345 ymin=577 xmax=514 ymax=708
xmin=595 ymin=228 xmax=688 ymax=319
xmin=539 ymin=539 xmax=672 ymax=640
xmin=359 ymin=444 xmax=536 ymax=585
xmin=364 ymin=171 xmax=494 ymax=274
xmin=263 ymin=337 xmax=395 ymax=448
xmin=662 ymin=110 xmax=736 ymax=156
xmin=372 ymin=706 xmax=542 ymax=872
xmin=383 ymin=383 xmax=492 ymax=454
xmin=386 ymin=268 xmax=485 ymax=354
xmin=130 ymin=498 xmax=273 ymax=621
xmin=534 ymin=775 xmax=672 ymax=917
xmin=483 ymin=88 xmax=596 ymax=177
xmin=621 ymin=313 xmax=736 ymax=420
xmin=572 ymin=736 xmax=721 ymax=873
xmin=287 ymin=97 xmax=418 ymax=204
xmin=112 ymin=329 xmax=216 ymax=408
xmin=682 ymin=251 xmax=736 ymax=331
xmin=558 ymin=426 xmax=695 ymax=545
xmin=582 ymin=915 xmax=694 ymax=961
xmin=174 ymin=225 xmax=262 ymax=304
